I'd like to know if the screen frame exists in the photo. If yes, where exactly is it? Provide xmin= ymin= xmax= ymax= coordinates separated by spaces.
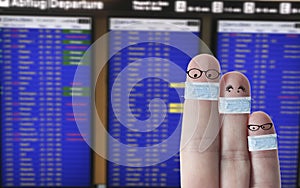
xmin=0 ymin=13 xmax=95 ymax=188
xmin=212 ymin=16 xmax=300 ymax=188
xmin=106 ymin=16 xmax=202 ymax=188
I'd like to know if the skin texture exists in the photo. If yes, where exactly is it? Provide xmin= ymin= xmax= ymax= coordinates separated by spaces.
xmin=180 ymin=54 xmax=221 ymax=188
xmin=180 ymin=60 xmax=281 ymax=188
xmin=220 ymin=72 xmax=251 ymax=188
xmin=248 ymin=111 xmax=281 ymax=188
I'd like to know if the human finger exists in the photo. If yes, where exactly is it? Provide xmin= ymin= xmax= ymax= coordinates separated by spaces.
xmin=180 ymin=54 xmax=221 ymax=188
xmin=248 ymin=111 xmax=281 ymax=188
xmin=219 ymin=72 xmax=251 ymax=188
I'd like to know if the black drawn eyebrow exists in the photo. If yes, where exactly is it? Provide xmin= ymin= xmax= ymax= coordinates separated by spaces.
xmin=226 ymin=85 xmax=233 ymax=92
xmin=238 ymin=85 xmax=246 ymax=92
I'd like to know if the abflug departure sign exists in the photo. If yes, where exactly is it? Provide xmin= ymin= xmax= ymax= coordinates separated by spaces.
xmin=0 ymin=0 xmax=104 ymax=10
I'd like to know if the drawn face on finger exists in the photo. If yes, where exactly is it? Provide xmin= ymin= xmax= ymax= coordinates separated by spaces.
xmin=220 ymin=72 xmax=250 ymax=97
xmin=248 ymin=111 xmax=275 ymax=136
xmin=186 ymin=54 xmax=221 ymax=83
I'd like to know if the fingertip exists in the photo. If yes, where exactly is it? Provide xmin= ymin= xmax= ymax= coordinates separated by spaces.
xmin=249 ymin=111 xmax=272 ymax=123
xmin=222 ymin=71 xmax=248 ymax=80
xmin=220 ymin=71 xmax=250 ymax=97
xmin=248 ymin=111 xmax=275 ymax=136
xmin=186 ymin=54 xmax=221 ymax=83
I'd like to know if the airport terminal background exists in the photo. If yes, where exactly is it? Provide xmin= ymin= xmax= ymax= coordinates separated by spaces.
xmin=1 ymin=0 xmax=300 ymax=188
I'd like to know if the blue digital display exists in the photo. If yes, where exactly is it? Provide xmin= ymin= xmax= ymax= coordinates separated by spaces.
xmin=107 ymin=18 xmax=200 ymax=187
xmin=0 ymin=16 xmax=92 ymax=187
xmin=216 ymin=20 xmax=300 ymax=188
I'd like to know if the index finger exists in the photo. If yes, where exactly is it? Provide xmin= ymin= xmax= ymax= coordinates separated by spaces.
xmin=180 ymin=54 xmax=221 ymax=188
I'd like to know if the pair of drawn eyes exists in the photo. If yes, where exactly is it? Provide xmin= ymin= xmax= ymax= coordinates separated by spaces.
xmin=248 ymin=123 xmax=273 ymax=131
xmin=226 ymin=85 xmax=246 ymax=93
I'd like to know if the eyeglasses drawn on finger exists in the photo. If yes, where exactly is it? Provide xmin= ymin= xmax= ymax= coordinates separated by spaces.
xmin=186 ymin=68 xmax=220 ymax=80
xmin=248 ymin=123 xmax=273 ymax=131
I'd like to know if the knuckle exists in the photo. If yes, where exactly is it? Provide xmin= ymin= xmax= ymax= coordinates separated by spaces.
xmin=221 ymin=150 xmax=249 ymax=161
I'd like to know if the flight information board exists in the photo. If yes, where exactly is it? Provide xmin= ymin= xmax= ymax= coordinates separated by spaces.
xmin=216 ymin=20 xmax=300 ymax=188
xmin=0 ymin=16 xmax=92 ymax=187
xmin=108 ymin=18 xmax=200 ymax=187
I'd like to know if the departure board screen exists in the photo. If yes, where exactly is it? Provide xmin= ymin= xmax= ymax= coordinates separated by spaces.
xmin=108 ymin=18 xmax=200 ymax=187
xmin=216 ymin=20 xmax=300 ymax=188
xmin=0 ymin=16 xmax=92 ymax=187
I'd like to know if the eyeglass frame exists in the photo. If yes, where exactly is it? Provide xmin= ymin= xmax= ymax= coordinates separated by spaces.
xmin=186 ymin=68 xmax=220 ymax=80
xmin=247 ymin=123 xmax=273 ymax=131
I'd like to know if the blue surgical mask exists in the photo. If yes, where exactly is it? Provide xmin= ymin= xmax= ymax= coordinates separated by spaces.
xmin=219 ymin=97 xmax=251 ymax=114
xmin=184 ymin=82 xmax=219 ymax=101
xmin=248 ymin=133 xmax=278 ymax=151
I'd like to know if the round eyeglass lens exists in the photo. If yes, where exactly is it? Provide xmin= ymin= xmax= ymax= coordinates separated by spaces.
xmin=205 ymin=69 xmax=220 ymax=80
xmin=187 ymin=68 xmax=202 ymax=79
xmin=261 ymin=123 xmax=273 ymax=130
xmin=248 ymin=125 xmax=260 ymax=131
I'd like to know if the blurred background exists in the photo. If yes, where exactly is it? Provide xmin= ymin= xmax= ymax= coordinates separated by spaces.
xmin=1 ymin=0 xmax=300 ymax=188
